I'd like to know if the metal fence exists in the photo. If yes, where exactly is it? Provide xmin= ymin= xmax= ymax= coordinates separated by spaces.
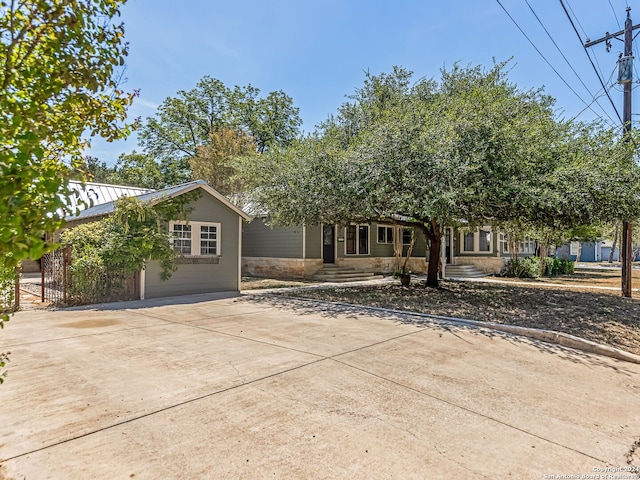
xmin=41 ymin=247 xmax=70 ymax=305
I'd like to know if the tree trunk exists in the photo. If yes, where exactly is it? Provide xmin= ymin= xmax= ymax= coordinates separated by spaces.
xmin=426 ymin=226 xmax=442 ymax=288
xmin=575 ymin=243 xmax=581 ymax=263
xmin=609 ymin=225 xmax=619 ymax=263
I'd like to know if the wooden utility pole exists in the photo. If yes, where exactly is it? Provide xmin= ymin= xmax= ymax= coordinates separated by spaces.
xmin=585 ymin=7 xmax=638 ymax=298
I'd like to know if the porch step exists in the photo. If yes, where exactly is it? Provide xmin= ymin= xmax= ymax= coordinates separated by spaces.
xmin=311 ymin=265 xmax=381 ymax=283
xmin=444 ymin=265 xmax=487 ymax=278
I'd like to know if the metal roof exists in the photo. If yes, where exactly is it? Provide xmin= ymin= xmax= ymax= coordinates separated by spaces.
xmin=66 ymin=180 xmax=250 ymax=222
xmin=67 ymin=180 xmax=153 ymax=211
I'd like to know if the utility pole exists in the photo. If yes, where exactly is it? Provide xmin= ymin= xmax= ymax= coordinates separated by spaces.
xmin=585 ymin=7 xmax=639 ymax=298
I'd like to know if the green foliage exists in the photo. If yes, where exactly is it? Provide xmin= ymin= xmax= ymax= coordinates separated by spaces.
xmin=244 ymin=62 xmax=640 ymax=287
xmin=504 ymin=257 xmax=542 ymax=278
xmin=0 ymin=257 xmax=17 ymax=324
xmin=140 ymin=77 xmax=301 ymax=158
xmin=61 ymin=193 xmax=197 ymax=305
xmin=244 ymin=62 xmax=573 ymax=286
xmin=0 ymin=257 xmax=17 ymax=383
xmin=190 ymin=129 xmax=259 ymax=196
xmin=139 ymin=76 xmax=302 ymax=192
xmin=107 ymin=151 xmax=167 ymax=189
xmin=0 ymin=0 xmax=135 ymax=269
xmin=505 ymin=256 xmax=574 ymax=278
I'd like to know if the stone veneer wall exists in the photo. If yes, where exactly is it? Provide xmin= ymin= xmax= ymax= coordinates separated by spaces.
xmin=453 ymin=256 xmax=506 ymax=274
xmin=242 ymin=257 xmax=324 ymax=279
xmin=337 ymin=257 xmax=429 ymax=274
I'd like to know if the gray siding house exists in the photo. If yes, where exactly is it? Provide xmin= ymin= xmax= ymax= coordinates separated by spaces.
xmin=243 ymin=218 xmax=538 ymax=279
xmin=66 ymin=180 xmax=250 ymax=298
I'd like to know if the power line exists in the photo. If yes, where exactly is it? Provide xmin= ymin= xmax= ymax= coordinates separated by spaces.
xmin=559 ymin=0 xmax=624 ymax=125
xmin=496 ymin=0 xmax=616 ymax=126
xmin=524 ymin=0 xmax=615 ymax=124
xmin=609 ymin=0 xmax=622 ymax=29
xmin=564 ymin=0 xmax=588 ymax=40
xmin=566 ymin=0 xmax=609 ymax=82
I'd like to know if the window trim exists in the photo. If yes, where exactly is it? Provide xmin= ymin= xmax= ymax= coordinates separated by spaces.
xmin=569 ymin=241 xmax=579 ymax=256
xmin=345 ymin=224 xmax=370 ymax=255
xmin=170 ymin=220 xmax=221 ymax=257
xmin=460 ymin=227 xmax=493 ymax=254
xmin=377 ymin=225 xmax=394 ymax=244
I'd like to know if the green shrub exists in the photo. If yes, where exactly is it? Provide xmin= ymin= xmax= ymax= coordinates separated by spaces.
xmin=504 ymin=257 xmax=541 ymax=278
xmin=504 ymin=256 xmax=574 ymax=278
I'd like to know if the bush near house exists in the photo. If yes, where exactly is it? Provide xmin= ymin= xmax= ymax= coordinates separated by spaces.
xmin=61 ymin=196 xmax=193 ymax=305
xmin=504 ymin=257 xmax=574 ymax=278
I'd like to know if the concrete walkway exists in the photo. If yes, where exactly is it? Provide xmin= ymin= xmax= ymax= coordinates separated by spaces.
xmin=0 ymin=293 xmax=639 ymax=479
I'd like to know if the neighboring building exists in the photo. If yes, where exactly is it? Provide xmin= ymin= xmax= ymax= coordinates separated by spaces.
xmin=555 ymin=241 xmax=605 ymax=262
xmin=242 ymin=218 xmax=536 ymax=278
xmin=63 ymin=180 xmax=250 ymax=299
xmin=600 ymin=240 xmax=620 ymax=262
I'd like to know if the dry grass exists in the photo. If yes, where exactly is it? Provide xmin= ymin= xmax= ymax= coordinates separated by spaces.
xmin=283 ymin=276 xmax=640 ymax=356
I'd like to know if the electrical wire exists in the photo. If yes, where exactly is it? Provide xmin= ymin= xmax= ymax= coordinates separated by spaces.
xmin=559 ymin=0 xmax=624 ymax=125
xmin=609 ymin=0 xmax=621 ymax=29
xmin=524 ymin=0 xmax=615 ymax=124
xmin=496 ymin=0 xmax=615 ymax=126
xmin=566 ymin=0 xmax=610 ymax=83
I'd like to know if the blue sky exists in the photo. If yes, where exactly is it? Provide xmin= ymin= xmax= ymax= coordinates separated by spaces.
xmin=89 ymin=0 xmax=639 ymax=165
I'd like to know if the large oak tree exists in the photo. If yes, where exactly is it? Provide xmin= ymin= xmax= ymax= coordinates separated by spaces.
xmin=245 ymin=63 xmax=640 ymax=287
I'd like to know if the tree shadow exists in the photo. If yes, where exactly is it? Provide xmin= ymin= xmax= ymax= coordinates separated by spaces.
xmin=238 ymin=293 xmax=640 ymax=376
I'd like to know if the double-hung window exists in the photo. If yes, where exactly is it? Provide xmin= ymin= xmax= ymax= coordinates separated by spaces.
xmin=346 ymin=225 xmax=369 ymax=255
xmin=461 ymin=227 xmax=493 ymax=253
xmin=171 ymin=221 xmax=221 ymax=256
xmin=377 ymin=225 xmax=394 ymax=244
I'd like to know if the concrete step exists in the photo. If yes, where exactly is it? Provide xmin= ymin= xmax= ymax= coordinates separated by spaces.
xmin=311 ymin=265 xmax=382 ymax=283
xmin=444 ymin=265 xmax=487 ymax=278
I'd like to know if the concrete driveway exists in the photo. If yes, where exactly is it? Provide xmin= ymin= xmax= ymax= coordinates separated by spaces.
xmin=0 ymin=292 xmax=639 ymax=479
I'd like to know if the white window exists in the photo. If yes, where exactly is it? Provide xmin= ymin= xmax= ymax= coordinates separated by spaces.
xmin=500 ymin=233 xmax=509 ymax=254
xmin=346 ymin=225 xmax=369 ymax=255
xmin=170 ymin=221 xmax=221 ymax=256
xmin=173 ymin=223 xmax=192 ymax=254
xmin=570 ymin=241 xmax=579 ymax=256
xmin=460 ymin=227 xmax=493 ymax=253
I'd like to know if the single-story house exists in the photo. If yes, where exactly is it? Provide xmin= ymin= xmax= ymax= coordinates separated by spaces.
xmin=63 ymin=179 xmax=250 ymax=299
xmin=242 ymin=217 xmax=536 ymax=278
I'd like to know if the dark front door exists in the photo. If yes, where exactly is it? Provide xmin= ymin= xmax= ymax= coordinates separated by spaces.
xmin=445 ymin=228 xmax=452 ymax=264
xmin=323 ymin=224 xmax=335 ymax=264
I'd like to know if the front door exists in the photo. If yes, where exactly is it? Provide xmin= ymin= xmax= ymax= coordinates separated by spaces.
xmin=445 ymin=228 xmax=452 ymax=264
xmin=323 ymin=224 xmax=335 ymax=264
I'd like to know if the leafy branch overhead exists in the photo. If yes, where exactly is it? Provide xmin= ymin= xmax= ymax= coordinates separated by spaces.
xmin=0 ymin=0 xmax=136 ymax=266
